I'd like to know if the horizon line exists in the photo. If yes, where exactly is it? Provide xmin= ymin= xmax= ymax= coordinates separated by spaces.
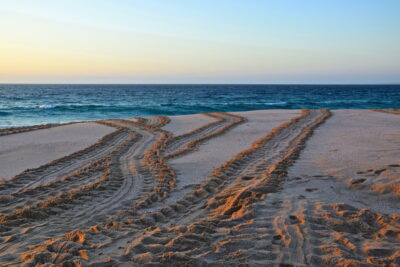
xmin=1 ymin=82 xmax=399 ymax=86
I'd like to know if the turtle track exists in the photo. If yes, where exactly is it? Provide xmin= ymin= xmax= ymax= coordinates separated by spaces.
xmin=164 ymin=112 xmax=246 ymax=159
xmin=114 ymin=109 xmax=331 ymax=265
xmin=17 ymin=109 xmax=335 ymax=265
xmin=0 ymin=127 xmax=131 ymax=195
xmin=371 ymin=108 xmax=400 ymax=115
xmin=0 ymin=117 xmax=171 ymax=264
xmin=6 ymin=109 xmax=399 ymax=266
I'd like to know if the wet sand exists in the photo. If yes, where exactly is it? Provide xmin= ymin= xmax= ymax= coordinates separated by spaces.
xmin=0 ymin=109 xmax=398 ymax=266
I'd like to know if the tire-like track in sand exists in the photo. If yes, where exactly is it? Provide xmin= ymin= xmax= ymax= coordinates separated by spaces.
xmin=107 ymin=109 xmax=332 ymax=266
xmin=9 ymin=109 xmax=334 ymax=266
xmin=371 ymin=108 xmax=400 ymax=115
xmin=3 ymin=110 xmax=397 ymax=266
xmin=0 ymin=117 xmax=166 ymax=264
xmin=163 ymin=112 xmax=245 ymax=159
xmin=0 ymin=128 xmax=130 ymax=195
xmin=0 ymin=113 xmax=245 ymax=265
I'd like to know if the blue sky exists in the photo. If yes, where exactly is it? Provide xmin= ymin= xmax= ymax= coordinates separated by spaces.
xmin=0 ymin=0 xmax=399 ymax=83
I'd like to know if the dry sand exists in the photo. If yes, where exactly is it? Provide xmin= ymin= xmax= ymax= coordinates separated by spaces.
xmin=165 ymin=109 xmax=301 ymax=202
xmin=239 ymin=110 xmax=400 ymax=266
xmin=289 ymin=110 xmax=399 ymax=181
xmin=0 ymin=109 xmax=398 ymax=266
xmin=288 ymin=110 xmax=400 ymax=201
xmin=0 ymin=122 xmax=114 ymax=179
xmin=163 ymin=113 xmax=219 ymax=136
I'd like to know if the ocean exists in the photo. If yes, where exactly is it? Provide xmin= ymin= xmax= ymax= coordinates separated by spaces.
xmin=0 ymin=84 xmax=399 ymax=127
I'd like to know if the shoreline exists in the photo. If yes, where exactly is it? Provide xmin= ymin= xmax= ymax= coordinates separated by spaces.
xmin=1 ymin=108 xmax=399 ymax=129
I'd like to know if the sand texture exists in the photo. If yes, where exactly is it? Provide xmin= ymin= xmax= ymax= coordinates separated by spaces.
xmin=162 ymin=113 xmax=219 ymax=136
xmin=0 ymin=109 xmax=398 ymax=266
xmin=0 ymin=122 xmax=114 ymax=180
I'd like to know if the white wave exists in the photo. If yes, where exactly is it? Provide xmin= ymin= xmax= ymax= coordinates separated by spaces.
xmin=38 ymin=104 xmax=55 ymax=109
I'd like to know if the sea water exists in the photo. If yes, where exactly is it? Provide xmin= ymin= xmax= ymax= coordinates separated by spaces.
xmin=0 ymin=84 xmax=399 ymax=127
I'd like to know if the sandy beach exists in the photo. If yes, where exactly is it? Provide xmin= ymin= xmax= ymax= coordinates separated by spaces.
xmin=0 ymin=109 xmax=398 ymax=266
xmin=0 ymin=122 xmax=114 ymax=180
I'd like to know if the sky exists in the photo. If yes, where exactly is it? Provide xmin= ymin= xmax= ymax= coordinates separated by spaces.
xmin=0 ymin=1 xmax=399 ymax=84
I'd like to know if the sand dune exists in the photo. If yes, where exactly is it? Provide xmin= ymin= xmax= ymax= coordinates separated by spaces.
xmin=0 ymin=109 xmax=398 ymax=266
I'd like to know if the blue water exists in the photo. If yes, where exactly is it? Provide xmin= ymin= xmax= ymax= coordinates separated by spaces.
xmin=0 ymin=84 xmax=399 ymax=127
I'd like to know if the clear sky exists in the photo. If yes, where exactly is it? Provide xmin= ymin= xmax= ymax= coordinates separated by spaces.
xmin=1 ymin=1 xmax=399 ymax=84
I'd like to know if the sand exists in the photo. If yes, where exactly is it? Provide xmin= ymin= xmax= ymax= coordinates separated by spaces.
xmin=234 ymin=109 xmax=400 ymax=265
xmin=163 ymin=113 xmax=219 ymax=136
xmin=0 ymin=122 xmax=114 ymax=180
xmin=290 ymin=110 xmax=399 ymax=177
xmin=0 ymin=109 xmax=398 ymax=266
xmin=288 ymin=109 xmax=400 ymax=202
xmin=165 ymin=110 xmax=301 ymax=203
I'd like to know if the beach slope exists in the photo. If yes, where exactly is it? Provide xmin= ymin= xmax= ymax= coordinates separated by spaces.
xmin=0 ymin=109 xmax=398 ymax=266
